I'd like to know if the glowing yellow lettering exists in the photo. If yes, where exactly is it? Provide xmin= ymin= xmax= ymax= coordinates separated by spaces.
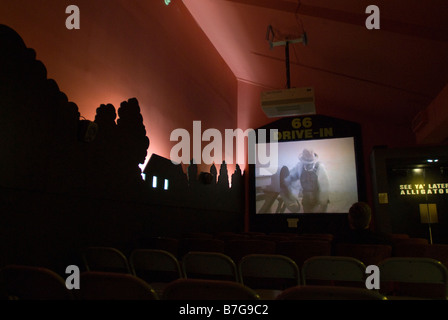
xmin=293 ymin=130 xmax=304 ymax=139
xmin=305 ymin=129 xmax=313 ymax=139
xmin=283 ymin=131 xmax=291 ymax=140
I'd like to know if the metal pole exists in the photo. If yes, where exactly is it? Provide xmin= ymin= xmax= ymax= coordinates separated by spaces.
xmin=285 ymin=41 xmax=291 ymax=89
xmin=423 ymin=169 xmax=433 ymax=244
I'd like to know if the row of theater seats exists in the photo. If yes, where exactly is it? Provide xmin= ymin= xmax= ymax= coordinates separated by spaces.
xmin=82 ymin=245 xmax=448 ymax=300
xmin=1 ymin=231 xmax=447 ymax=300
xmin=0 ymin=262 xmax=389 ymax=300
xmin=1 ymin=241 xmax=447 ymax=300
xmin=136 ymin=231 xmax=448 ymax=268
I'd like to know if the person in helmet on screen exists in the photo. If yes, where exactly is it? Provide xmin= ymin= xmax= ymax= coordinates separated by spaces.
xmin=281 ymin=148 xmax=330 ymax=213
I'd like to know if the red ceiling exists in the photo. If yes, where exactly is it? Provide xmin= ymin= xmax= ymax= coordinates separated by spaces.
xmin=184 ymin=0 xmax=448 ymax=125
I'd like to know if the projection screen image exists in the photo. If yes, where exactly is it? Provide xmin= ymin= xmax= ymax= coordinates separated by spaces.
xmin=255 ymin=137 xmax=359 ymax=214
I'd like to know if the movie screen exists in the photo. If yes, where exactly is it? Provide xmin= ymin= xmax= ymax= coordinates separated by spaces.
xmin=255 ymin=137 xmax=359 ymax=214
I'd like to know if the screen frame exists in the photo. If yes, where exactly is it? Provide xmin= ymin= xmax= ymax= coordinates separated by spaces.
xmin=248 ymin=115 xmax=366 ymax=233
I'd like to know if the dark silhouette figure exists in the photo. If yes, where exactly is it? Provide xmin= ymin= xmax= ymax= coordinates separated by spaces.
xmin=334 ymin=202 xmax=392 ymax=245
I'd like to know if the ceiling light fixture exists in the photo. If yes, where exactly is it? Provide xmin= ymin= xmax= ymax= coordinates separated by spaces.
xmin=164 ymin=0 xmax=171 ymax=5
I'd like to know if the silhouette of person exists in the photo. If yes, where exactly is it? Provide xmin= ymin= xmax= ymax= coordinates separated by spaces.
xmin=281 ymin=148 xmax=330 ymax=213
xmin=334 ymin=202 xmax=392 ymax=245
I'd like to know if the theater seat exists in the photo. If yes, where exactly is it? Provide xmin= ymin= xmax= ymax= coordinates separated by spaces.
xmin=163 ymin=279 xmax=260 ymax=300
xmin=275 ymin=239 xmax=332 ymax=268
xmin=129 ymin=248 xmax=183 ymax=297
xmin=182 ymin=251 xmax=240 ymax=282
xmin=78 ymin=271 xmax=159 ymax=300
xmin=82 ymin=246 xmax=132 ymax=274
xmin=239 ymin=254 xmax=300 ymax=299
xmin=224 ymin=239 xmax=276 ymax=264
xmin=276 ymin=285 xmax=387 ymax=300
xmin=301 ymin=256 xmax=366 ymax=287
xmin=0 ymin=264 xmax=75 ymax=300
xmin=334 ymin=243 xmax=392 ymax=266
xmin=379 ymin=257 xmax=448 ymax=299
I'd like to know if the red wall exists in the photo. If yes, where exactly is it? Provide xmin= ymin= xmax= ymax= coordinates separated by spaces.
xmin=0 ymin=0 xmax=237 ymax=171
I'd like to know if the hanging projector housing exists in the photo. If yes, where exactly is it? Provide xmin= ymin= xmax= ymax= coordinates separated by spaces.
xmin=262 ymin=25 xmax=314 ymax=118
xmin=261 ymin=87 xmax=316 ymax=118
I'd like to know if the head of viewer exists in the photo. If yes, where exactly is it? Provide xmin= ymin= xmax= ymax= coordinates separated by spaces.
xmin=348 ymin=202 xmax=372 ymax=230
